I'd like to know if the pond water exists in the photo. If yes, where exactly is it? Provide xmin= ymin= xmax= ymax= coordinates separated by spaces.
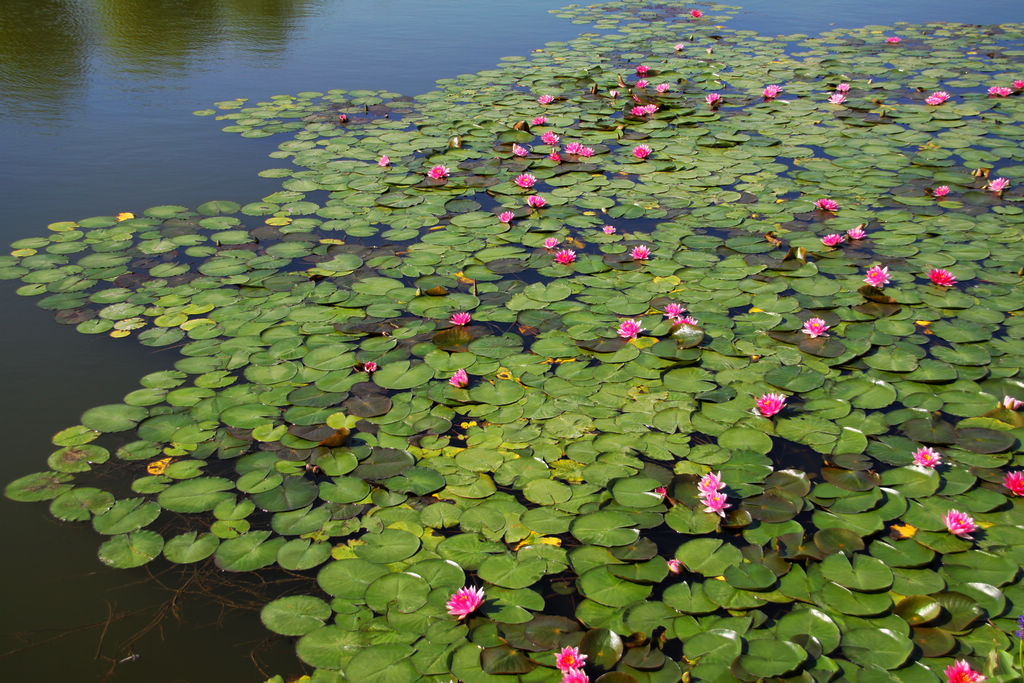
xmin=1 ymin=0 xmax=1022 ymax=680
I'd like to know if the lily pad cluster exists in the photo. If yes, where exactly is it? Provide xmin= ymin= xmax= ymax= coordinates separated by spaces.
xmin=5 ymin=1 xmax=1024 ymax=681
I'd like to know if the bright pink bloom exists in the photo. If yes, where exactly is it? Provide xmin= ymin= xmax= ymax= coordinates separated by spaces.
xmin=564 ymin=142 xmax=583 ymax=154
xmin=886 ymin=36 xmax=901 ymax=44
xmin=706 ymin=46 xmax=713 ymax=54
xmin=988 ymin=86 xmax=1012 ymax=97
xmin=926 ymin=91 xmax=950 ymax=105
xmin=814 ymin=198 xmax=839 ymax=211
xmin=643 ymin=103 xmax=659 ymax=115
xmin=706 ymin=93 xmax=722 ymax=107
xmin=515 ymin=173 xmax=536 ymax=188
xmin=527 ymin=195 xmax=546 ymax=208
xmin=675 ymin=315 xmax=699 ymax=326
xmin=912 ymin=446 xmax=942 ymax=468
xmin=630 ymin=106 xmax=648 ymax=117
xmin=828 ymin=93 xmax=846 ymax=104
xmin=378 ymin=155 xmax=390 ymax=167
xmin=548 ymin=150 xmax=561 ymax=162
xmin=630 ymin=245 xmax=651 ymax=260
xmin=864 ymin=265 xmax=890 ymax=287
xmin=449 ymin=369 xmax=469 ymax=389
xmin=656 ymin=83 xmax=670 ymax=93
xmin=499 ymin=211 xmax=514 ymax=223
xmin=363 ymin=361 xmax=378 ymax=373
xmin=543 ymin=238 xmax=559 ymax=249
xmin=667 ymin=558 xmax=682 ymax=573
xmin=1003 ymin=471 xmax=1024 ymax=495
xmin=554 ymin=249 xmax=576 ymax=265
xmin=943 ymin=509 xmax=977 ymax=538
xmin=674 ymin=43 xmax=685 ymax=51
xmin=450 ymin=312 xmax=471 ymax=326
xmin=663 ymin=303 xmax=686 ymax=318
xmin=512 ymin=143 xmax=529 ymax=157
xmin=690 ymin=9 xmax=703 ymax=17
xmin=636 ymin=65 xmax=649 ymax=76
xmin=555 ymin=647 xmax=588 ymax=673
xmin=578 ymin=146 xmax=594 ymax=157
xmin=602 ymin=225 xmax=616 ymax=234
xmin=532 ymin=116 xmax=547 ymax=125
xmin=1003 ymin=395 xmax=1024 ymax=410
xmin=541 ymin=131 xmax=560 ymax=145
xmin=701 ymin=491 xmax=730 ymax=517
xmin=654 ymin=486 xmax=668 ymax=498
xmin=338 ymin=113 xmax=348 ymax=123
xmin=933 ymin=185 xmax=950 ymax=197
xmin=618 ymin=318 xmax=644 ymax=339
xmin=757 ymin=393 xmax=787 ymax=417
xmin=945 ymin=660 xmax=985 ymax=683
xmin=846 ymin=226 xmax=866 ymax=240
xmin=428 ymin=165 xmax=450 ymax=179
xmin=763 ymin=84 xmax=781 ymax=100
xmin=562 ymin=670 xmax=588 ymax=683
xmin=635 ymin=79 xmax=649 ymax=89
xmin=988 ymin=177 xmax=1010 ymax=193
xmin=446 ymin=585 xmax=484 ymax=618
xmin=698 ymin=471 xmax=724 ymax=495
xmin=633 ymin=144 xmax=652 ymax=159
xmin=608 ymin=90 xmax=619 ymax=98
xmin=928 ymin=268 xmax=957 ymax=287
xmin=537 ymin=95 xmax=555 ymax=105
xmin=836 ymin=82 xmax=851 ymax=93
xmin=1014 ymin=80 xmax=1024 ymax=90
xmin=802 ymin=318 xmax=830 ymax=338
xmin=820 ymin=233 xmax=844 ymax=247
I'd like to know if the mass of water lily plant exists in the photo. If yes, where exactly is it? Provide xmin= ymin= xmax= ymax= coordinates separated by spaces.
xmin=4 ymin=1 xmax=1024 ymax=681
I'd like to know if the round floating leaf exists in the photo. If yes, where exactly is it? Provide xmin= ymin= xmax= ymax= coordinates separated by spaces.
xmin=579 ymin=628 xmax=625 ymax=669
xmin=92 ymin=498 xmax=161 ymax=535
xmin=364 ymin=572 xmax=430 ymax=614
xmin=214 ymin=531 xmax=286 ymax=571
xmin=163 ymin=531 xmax=220 ymax=564
xmin=894 ymin=595 xmax=942 ymax=626
xmin=80 ymin=404 xmax=148 ymax=433
xmin=5 ymin=471 xmax=73 ymax=502
xmin=296 ymin=625 xmax=363 ymax=670
xmin=355 ymin=529 xmax=421 ymax=564
xmin=277 ymin=539 xmax=332 ymax=571
xmin=683 ymin=628 xmax=742 ymax=665
xmin=841 ymin=628 xmax=913 ymax=670
xmin=738 ymin=638 xmax=807 ymax=678
xmin=49 ymin=487 xmax=114 ymax=521
xmin=261 ymin=595 xmax=332 ymax=636
xmin=157 ymin=477 xmax=235 ymax=513
xmin=98 ymin=530 xmax=164 ymax=568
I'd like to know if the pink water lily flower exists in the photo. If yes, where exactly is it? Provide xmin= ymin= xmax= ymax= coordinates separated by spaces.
xmin=378 ymin=155 xmax=390 ymax=167
xmin=943 ymin=509 xmax=977 ymax=538
xmin=499 ymin=211 xmax=514 ymax=223
xmin=602 ymin=225 xmax=616 ymax=234
xmin=363 ymin=361 xmax=378 ymax=373
xmin=636 ymin=65 xmax=649 ymax=76
xmin=675 ymin=315 xmax=699 ymax=326
xmin=427 ymin=165 xmax=450 ymax=179
xmin=609 ymin=89 xmax=619 ymax=98
xmin=820 ymin=233 xmax=844 ymax=247
xmin=846 ymin=226 xmax=867 ymax=240
xmin=663 ymin=303 xmax=686 ymax=318
xmin=945 ymin=659 xmax=985 ymax=683
xmin=515 ymin=173 xmax=536 ymax=188
xmin=633 ymin=144 xmax=652 ymax=159
xmin=656 ymin=83 xmax=671 ymax=93
xmin=578 ymin=146 xmax=595 ymax=157
xmin=565 ymin=142 xmax=584 ymax=154
xmin=1014 ymin=80 xmax=1024 ymax=90
xmin=667 ymin=558 xmax=682 ymax=573
xmin=912 ymin=446 xmax=942 ymax=468
xmin=864 ymin=265 xmax=891 ymax=287
xmin=674 ymin=42 xmax=685 ymax=51
xmin=618 ymin=318 xmax=644 ymax=339
xmin=630 ymin=105 xmax=649 ymax=117
xmin=836 ymin=82 xmax=850 ymax=93
xmin=928 ymin=268 xmax=957 ymax=287
xmin=706 ymin=93 xmax=722 ymax=107
xmin=701 ymin=491 xmax=730 ymax=517
xmin=763 ymin=84 xmax=781 ymax=100
xmin=988 ymin=86 xmax=1012 ymax=97
xmin=449 ymin=369 xmax=469 ymax=389
xmin=886 ymin=36 xmax=901 ymax=44
xmin=512 ymin=143 xmax=529 ymax=157
xmin=802 ymin=318 xmax=830 ymax=338
xmin=449 ymin=312 xmax=471 ymax=326
xmin=446 ymin=585 xmax=484 ymax=618
xmin=814 ymin=198 xmax=839 ymax=211
xmin=630 ymin=245 xmax=651 ymax=260
xmin=556 ymin=647 xmax=588 ymax=673
xmin=932 ymin=185 xmax=950 ymax=197
xmin=527 ymin=195 xmax=546 ymax=208
xmin=828 ymin=93 xmax=846 ymax=104
xmin=541 ymin=131 xmax=560 ymax=145
xmin=1003 ymin=471 xmax=1024 ymax=495
xmin=554 ymin=249 xmax=576 ymax=264
xmin=549 ymin=150 xmax=561 ymax=162
xmin=338 ymin=113 xmax=348 ymax=123
xmin=654 ymin=486 xmax=667 ymax=498
xmin=988 ymin=177 xmax=1010 ymax=193
xmin=532 ymin=116 xmax=547 ymax=125
xmin=635 ymin=79 xmax=649 ymax=89
xmin=698 ymin=471 xmax=725 ymax=495
xmin=643 ymin=103 xmax=659 ymax=115
xmin=1003 ymin=395 xmax=1024 ymax=410
xmin=925 ymin=91 xmax=950 ymax=105
xmin=562 ymin=670 xmax=589 ymax=683
xmin=691 ymin=8 xmax=703 ymax=17
xmin=537 ymin=94 xmax=555 ymax=104
xmin=543 ymin=238 xmax=559 ymax=249
xmin=757 ymin=393 xmax=787 ymax=417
